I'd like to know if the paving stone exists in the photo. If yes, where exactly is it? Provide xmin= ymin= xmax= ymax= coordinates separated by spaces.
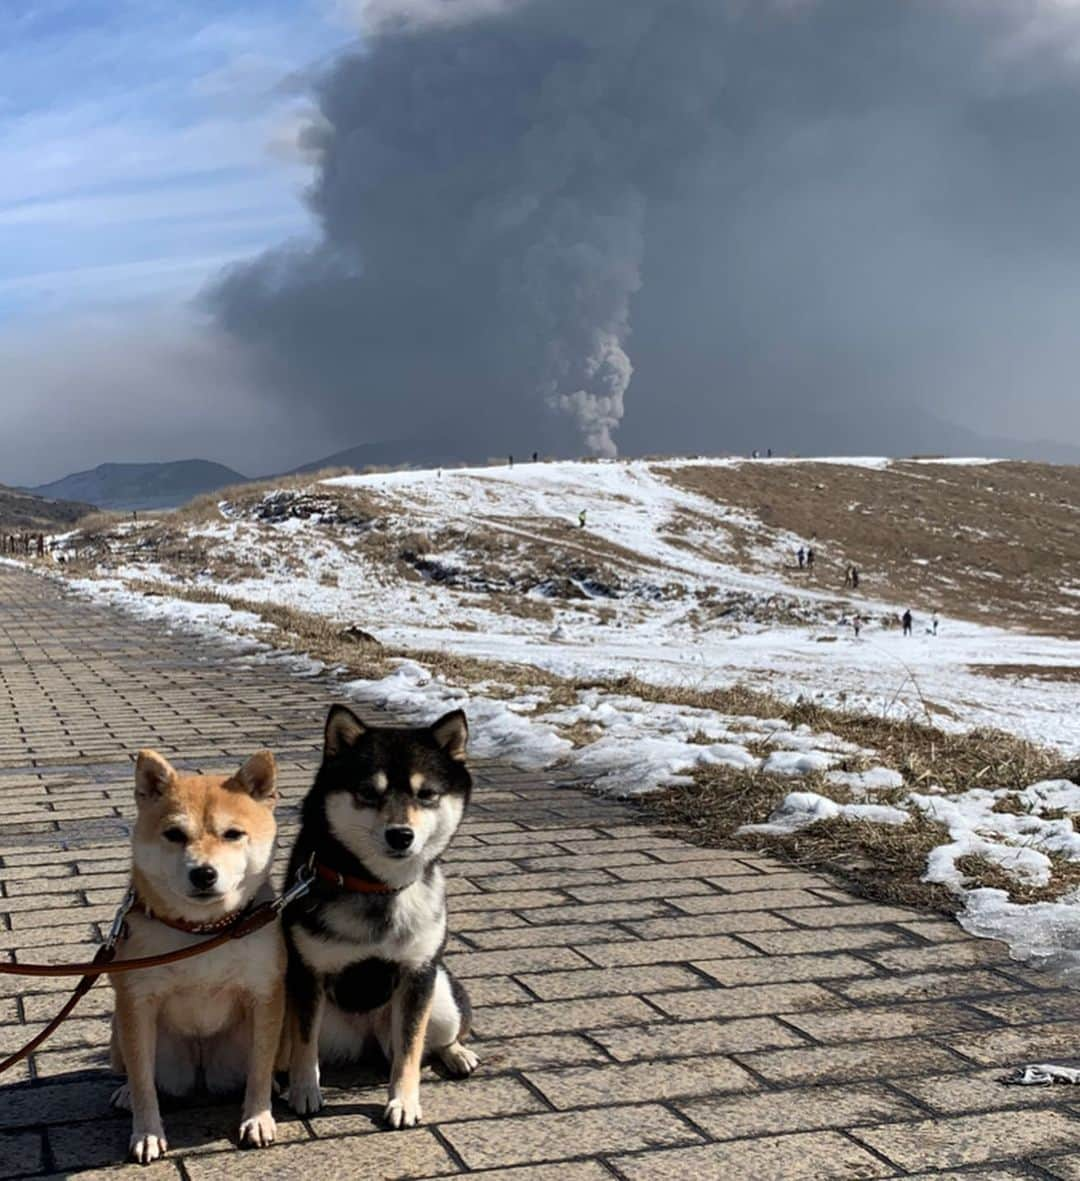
xmin=526 ymin=1054 xmax=760 ymax=1108
xmin=945 ymin=1021 xmax=1080 ymax=1067
xmin=575 ymin=934 xmax=752 ymax=967
xmin=475 ymin=994 xmax=656 ymax=1038
xmin=649 ymin=981 xmax=848 ymax=1021
xmin=592 ymin=1016 xmax=806 ymax=1063
xmin=868 ymin=941 xmax=1013 ymax=973
xmin=183 ymin=1128 xmax=456 ymax=1179
xmin=778 ymin=904 xmax=921 ymax=927
xmin=1042 ymin=1155 xmax=1080 ymax=1179
xmin=0 ymin=1130 xmax=43 ymax=1179
xmin=783 ymin=1000 xmax=988 ymax=1043
xmin=611 ymin=1131 xmax=892 ymax=1180
xmin=672 ymin=889 xmax=832 ymax=913
xmin=442 ymin=1104 xmax=700 ymax=1169
xmin=625 ymin=912 xmax=793 ymax=938
xmin=443 ymin=946 xmax=591 ymax=978
xmin=609 ymin=857 xmax=762 ymax=881
xmin=516 ymin=963 xmax=704 ymax=1000
xmin=896 ymin=1066 xmax=1080 ymax=1114
xmin=967 ymin=990 xmax=1080 ymax=1025
xmin=679 ymin=1082 xmax=921 ymax=1140
xmin=695 ymin=952 xmax=877 ymax=986
xmin=737 ymin=925 xmax=911 ymax=955
xmin=463 ymin=921 xmax=636 ymax=950
xmin=832 ymin=969 xmax=1023 ymax=1005
xmin=415 ymin=1163 xmax=608 ymax=1181
xmin=739 ymin=1036 xmax=966 ymax=1085
xmin=310 ymin=1075 xmax=545 ymax=1133
xmin=854 ymin=1108 xmax=1080 ymax=1171
xmin=473 ymin=1033 xmax=611 ymax=1072
xmin=0 ymin=1079 xmax=116 ymax=1128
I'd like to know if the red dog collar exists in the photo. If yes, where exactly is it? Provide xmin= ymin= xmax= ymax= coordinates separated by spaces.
xmin=313 ymin=861 xmax=398 ymax=894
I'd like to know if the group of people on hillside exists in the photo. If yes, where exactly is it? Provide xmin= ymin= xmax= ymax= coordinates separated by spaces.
xmin=901 ymin=609 xmax=939 ymax=637
xmin=1 ymin=533 xmax=45 ymax=557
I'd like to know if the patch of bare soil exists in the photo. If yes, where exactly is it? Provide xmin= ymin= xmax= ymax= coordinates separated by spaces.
xmin=665 ymin=460 xmax=1080 ymax=639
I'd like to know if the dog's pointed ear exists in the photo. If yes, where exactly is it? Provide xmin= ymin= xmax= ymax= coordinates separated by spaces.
xmin=135 ymin=749 xmax=175 ymax=803
xmin=325 ymin=705 xmax=366 ymax=758
xmin=431 ymin=710 xmax=468 ymax=762
xmin=234 ymin=750 xmax=277 ymax=806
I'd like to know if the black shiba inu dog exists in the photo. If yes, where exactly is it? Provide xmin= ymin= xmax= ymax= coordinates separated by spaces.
xmin=281 ymin=704 xmax=478 ymax=1129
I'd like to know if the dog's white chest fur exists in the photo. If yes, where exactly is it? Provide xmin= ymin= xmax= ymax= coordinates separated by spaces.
xmin=294 ymin=870 xmax=447 ymax=975
xmin=112 ymin=910 xmax=284 ymax=1034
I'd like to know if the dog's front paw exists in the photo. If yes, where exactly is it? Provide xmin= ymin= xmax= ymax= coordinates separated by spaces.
xmin=129 ymin=1128 xmax=167 ymax=1165
xmin=287 ymin=1076 xmax=323 ymax=1116
xmin=439 ymin=1042 xmax=479 ymax=1077
xmin=110 ymin=1083 xmax=132 ymax=1112
xmin=384 ymin=1093 xmax=422 ymax=1130
xmin=239 ymin=1110 xmax=277 ymax=1148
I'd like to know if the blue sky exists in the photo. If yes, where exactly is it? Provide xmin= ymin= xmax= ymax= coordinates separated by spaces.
xmin=0 ymin=0 xmax=351 ymax=324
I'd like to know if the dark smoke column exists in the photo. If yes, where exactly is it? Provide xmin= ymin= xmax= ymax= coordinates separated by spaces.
xmin=209 ymin=0 xmax=724 ymax=458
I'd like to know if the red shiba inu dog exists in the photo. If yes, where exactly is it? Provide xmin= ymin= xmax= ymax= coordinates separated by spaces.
xmin=109 ymin=749 xmax=284 ymax=1164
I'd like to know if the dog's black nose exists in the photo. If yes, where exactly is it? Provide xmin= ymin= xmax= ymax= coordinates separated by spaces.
xmin=189 ymin=865 xmax=218 ymax=890
xmin=385 ymin=827 xmax=414 ymax=852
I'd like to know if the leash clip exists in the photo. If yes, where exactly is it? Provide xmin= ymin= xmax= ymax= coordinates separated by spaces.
xmin=105 ymin=887 xmax=136 ymax=950
xmin=274 ymin=867 xmax=314 ymax=912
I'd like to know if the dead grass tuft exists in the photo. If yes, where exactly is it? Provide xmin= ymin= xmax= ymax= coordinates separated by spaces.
xmin=953 ymin=853 xmax=1080 ymax=904
xmin=641 ymin=762 xmax=959 ymax=914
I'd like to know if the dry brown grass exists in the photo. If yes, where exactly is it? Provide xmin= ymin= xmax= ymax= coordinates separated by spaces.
xmin=665 ymin=460 xmax=1080 ymax=639
xmin=174 ymin=467 xmax=359 ymax=524
xmin=0 ymin=487 xmax=96 ymax=532
xmin=972 ymin=664 xmax=1080 ymax=684
xmin=641 ymin=763 xmax=959 ymax=913
xmin=953 ymin=853 xmax=1080 ymax=904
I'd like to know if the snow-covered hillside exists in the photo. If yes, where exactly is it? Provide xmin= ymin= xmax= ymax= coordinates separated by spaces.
xmin=89 ymin=457 xmax=1080 ymax=750
xmin=37 ymin=455 xmax=1080 ymax=977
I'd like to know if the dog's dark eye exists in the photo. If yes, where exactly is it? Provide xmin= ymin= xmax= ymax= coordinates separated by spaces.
xmin=223 ymin=829 xmax=245 ymax=842
xmin=162 ymin=827 xmax=187 ymax=844
xmin=417 ymin=788 xmax=439 ymax=803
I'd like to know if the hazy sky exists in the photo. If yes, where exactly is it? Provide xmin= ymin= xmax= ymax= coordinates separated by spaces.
xmin=5 ymin=0 xmax=1080 ymax=485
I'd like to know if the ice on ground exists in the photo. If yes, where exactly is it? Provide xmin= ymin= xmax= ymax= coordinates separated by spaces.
xmin=761 ymin=750 xmax=839 ymax=777
xmin=825 ymin=767 xmax=906 ymax=793
xmin=738 ymin=791 xmax=909 ymax=835
xmin=961 ymin=889 xmax=1080 ymax=981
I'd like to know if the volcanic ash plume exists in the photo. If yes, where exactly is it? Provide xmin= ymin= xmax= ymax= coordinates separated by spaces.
xmin=209 ymin=0 xmax=725 ymax=456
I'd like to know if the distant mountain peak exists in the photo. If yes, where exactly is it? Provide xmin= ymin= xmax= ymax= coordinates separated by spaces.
xmin=31 ymin=459 xmax=248 ymax=511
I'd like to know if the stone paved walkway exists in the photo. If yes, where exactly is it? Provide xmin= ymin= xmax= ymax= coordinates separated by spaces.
xmin=2 ymin=565 xmax=1080 ymax=1179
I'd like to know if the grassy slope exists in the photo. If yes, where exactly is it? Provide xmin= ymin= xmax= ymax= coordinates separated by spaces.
xmin=668 ymin=460 xmax=1080 ymax=639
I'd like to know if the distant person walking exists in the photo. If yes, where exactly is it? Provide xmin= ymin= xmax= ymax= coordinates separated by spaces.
xmin=902 ymin=609 xmax=913 ymax=636
xmin=806 ymin=547 xmax=815 ymax=573
xmin=853 ymin=615 xmax=862 ymax=639
xmin=509 ymin=454 xmax=514 ymax=468
xmin=578 ymin=509 xmax=587 ymax=529
xmin=532 ymin=451 xmax=539 ymax=462
xmin=932 ymin=613 xmax=939 ymax=636
xmin=767 ymin=448 xmax=773 ymax=458
xmin=851 ymin=566 xmax=859 ymax=590
xmin=797 ymin=546 xmax=805 ymax=569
